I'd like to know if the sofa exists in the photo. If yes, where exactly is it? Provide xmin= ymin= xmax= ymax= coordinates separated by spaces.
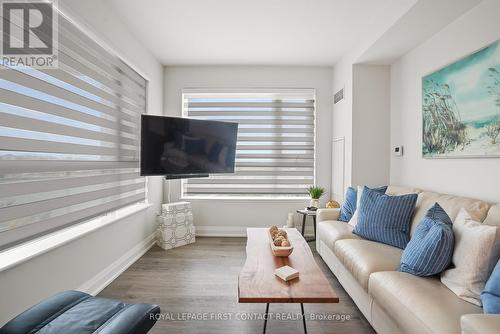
xmin=316 ymin=185 xmax=500 ymax=334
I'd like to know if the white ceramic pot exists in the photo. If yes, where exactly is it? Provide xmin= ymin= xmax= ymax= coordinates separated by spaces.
xmin=309 ymin=198 xmax=319 ymax=208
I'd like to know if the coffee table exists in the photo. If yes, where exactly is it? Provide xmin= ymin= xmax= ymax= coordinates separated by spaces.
xmin=238 ymin=228 xmax=339 ymax=333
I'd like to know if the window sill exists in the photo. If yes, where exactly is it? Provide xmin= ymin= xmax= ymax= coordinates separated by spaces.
xmin=0 ymin=202 xmax=152 ymax=273
xmin=181 ymin=196 xmax=310 ymax=202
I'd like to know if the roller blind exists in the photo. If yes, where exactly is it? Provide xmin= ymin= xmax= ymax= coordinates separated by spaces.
xmin=0 ymin=13 xmax=146 ymax=249
xmin=182 ymin=89 xmax=315 ymax=198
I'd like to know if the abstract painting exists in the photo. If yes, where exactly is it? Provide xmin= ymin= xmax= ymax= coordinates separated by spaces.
xmin=422 ymin=39 xmax=500 ymax=158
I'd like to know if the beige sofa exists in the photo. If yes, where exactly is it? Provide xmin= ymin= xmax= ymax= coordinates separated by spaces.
xmin=316 ymin=185 xmax=500 ymax=334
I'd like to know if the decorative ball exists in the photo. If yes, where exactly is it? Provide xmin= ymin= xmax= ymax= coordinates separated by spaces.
xmin=326 ymin=200 xmax=340 ymax=209
xmin=271 ymin=231 xmax=279 ymax=240
xmin=281 ymin=239 xmax=290 ymax=247
xmin=274 ymin=236 xmax=284 ymax=246
xmin=276 ymin=230 xmax=287 ymax=238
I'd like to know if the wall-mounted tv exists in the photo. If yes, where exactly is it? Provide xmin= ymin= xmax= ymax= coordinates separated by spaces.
xmin=140 ymin=115 xmax=238 ymax=178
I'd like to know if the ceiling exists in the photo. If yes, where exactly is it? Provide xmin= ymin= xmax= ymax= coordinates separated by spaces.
xmin=105 ymin=0 xmax=416 ymax=66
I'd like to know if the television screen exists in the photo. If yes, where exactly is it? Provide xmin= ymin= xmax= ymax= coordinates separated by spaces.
xmin=140 ymin=115 xmax=238 ymax=177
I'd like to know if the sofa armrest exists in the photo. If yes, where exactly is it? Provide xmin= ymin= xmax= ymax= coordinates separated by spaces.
xmin=99 ymin=303 xmax=160 ymax=334
xmin=316 ymin=208 xmax=340 ymax=222
xmin=461 ymin=314 xmax=500 ymax=334
xmin=0 ymin=291 xmax=91 ymax=334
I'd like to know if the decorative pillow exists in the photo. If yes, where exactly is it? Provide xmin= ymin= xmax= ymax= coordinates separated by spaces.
xmin=348 ymin=185 xmax=387 ymax=227
xmin=339 ymin=187 xmax=357 ymax=222
xmin=400 ymin=203 xmax=454 ymax=276
xmin=353 ymin=187 xmax=417 ymax=249
xmin=482 ymin=260 xmax=500 ymax=314
xmin=441 ymin=208 xmax=500 ymax=306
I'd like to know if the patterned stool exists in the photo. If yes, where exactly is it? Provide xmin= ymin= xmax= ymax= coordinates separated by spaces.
xmin=156 ymin=201 xmax=195 ymax=250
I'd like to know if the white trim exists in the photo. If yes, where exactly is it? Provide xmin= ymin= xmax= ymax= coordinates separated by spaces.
xmin=181 ymin=196 xmax=309 ymax=202
xmin=0 ymin=202 xmax=152 ymax=272
xmin=78 ymin=231 xmax=156 ymax=296
xmin=195 ymin=225 xmax=315 ymax=238
xmin=195 ymin=225 xmax=247 ymax=237
xmin=182 ymin=87 xmax=316 ymax=96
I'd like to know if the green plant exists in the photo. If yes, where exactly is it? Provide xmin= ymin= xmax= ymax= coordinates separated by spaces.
xmin=307 ymin=186 xmax=325 ymax=199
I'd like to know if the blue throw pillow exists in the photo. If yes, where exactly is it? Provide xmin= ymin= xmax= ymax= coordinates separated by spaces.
xmin=339 ymin=186 xmax=387 ymax=223
xmin=339 ymin=187 xmax=357 ymax=222
xmin=353 ymin=187 xmax=417 ymax=249
xmin=400 ymin=203 xmax=454 ymax=276
xmin=482 ymin=260 xmax=500 ymax=314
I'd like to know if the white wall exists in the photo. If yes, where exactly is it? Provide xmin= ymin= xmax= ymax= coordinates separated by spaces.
xmin=163 ymin=66 xmax=332 ymax=234
xmin=330 ymin=0 xmax=418 ymax=198
xmin=331 ymin=60 xmax=391 ymax=197
xmin=331 ymin=57 xmax=354 ymax=194
xmin=352 ymin=64 xmax=391 ymax=186
xmin=390 ymin=0 xmax=500 ymax=202
xmin=0 ymin=0 xmax=164 ymax=325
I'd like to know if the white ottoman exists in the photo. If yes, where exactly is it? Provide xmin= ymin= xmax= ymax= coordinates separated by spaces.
xmin=156 ymin=201 xmax=195 ymax=250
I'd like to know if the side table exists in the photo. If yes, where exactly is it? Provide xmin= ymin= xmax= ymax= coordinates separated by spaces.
xmin=157 ymin=201 xmax=195 ymax=250
xmin=296 ymin=209 xmax=317 ymax=241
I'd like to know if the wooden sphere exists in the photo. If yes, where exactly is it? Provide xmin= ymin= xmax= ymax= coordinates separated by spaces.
xmin=273 ymin=236 xmax=284 ymax=246
xmin=276 ymin=230 xmax=287 ymax=238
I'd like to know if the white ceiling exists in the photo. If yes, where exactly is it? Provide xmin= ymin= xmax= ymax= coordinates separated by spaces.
xmin=105 ymin=0 xmax=416 ymax=66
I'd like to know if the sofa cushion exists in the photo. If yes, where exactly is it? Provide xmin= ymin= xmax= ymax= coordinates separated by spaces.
xmin=339 ymin=186 xmax=357 ymax=222
xmin=369 ymin=271 xmax=481 ymax=334
xmin=460 ymin=314 xmax=500 ymax=334
xmin=317 ymin=220 xmax=360 ymax=250
xmin=409 ymin=191 xmax=492 ymax=235
xmin=385 ymin=185 xmax=422 ymax=195
xmin=484 ymin=204 xmax=500 ymax=227
xmin=400 ymin=203 xmax=454 ymax=276
xmin=481 ymin=260 xmax=500 ymax=314
xmin=333 ymin=239 xmax=402 ymax=290
xmin=441 ymin=208 xmax=500 ymax=306
xmin=354 ymin=187 xmax=417 ymax=249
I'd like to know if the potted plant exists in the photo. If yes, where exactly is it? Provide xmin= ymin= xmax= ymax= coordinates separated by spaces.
xmin=307 ymin=186 xmax=325 ymax=209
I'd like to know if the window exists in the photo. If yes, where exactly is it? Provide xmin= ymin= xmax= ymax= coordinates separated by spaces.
xmin=182 ymin=89 xmax=315 ymax=198
xmin=0 ymin=13 xmax=146 ymax=249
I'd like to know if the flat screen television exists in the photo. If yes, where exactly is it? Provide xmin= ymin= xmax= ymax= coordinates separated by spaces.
xmin=140 ymin=115 xmax=238 ymax=178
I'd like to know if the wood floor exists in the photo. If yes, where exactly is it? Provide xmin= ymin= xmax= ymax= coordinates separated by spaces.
xmin=99 ymin=237 xmax=375 ymax=334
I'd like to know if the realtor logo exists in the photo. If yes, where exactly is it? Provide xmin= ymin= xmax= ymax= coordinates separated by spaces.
xmin=0 ymin=0 xmax=58 ymax=68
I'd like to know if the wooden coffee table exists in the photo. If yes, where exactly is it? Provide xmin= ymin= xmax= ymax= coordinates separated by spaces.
xmin=238 ymin=228 xmax=339 ymax=333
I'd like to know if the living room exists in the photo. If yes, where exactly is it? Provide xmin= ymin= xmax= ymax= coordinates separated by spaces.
xmin=0 ymin=0 xmax=499 ymax=333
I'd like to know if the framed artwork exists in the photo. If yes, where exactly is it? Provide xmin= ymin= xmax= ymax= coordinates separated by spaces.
xmin=422 ymin=39 xmax=500 ymax=158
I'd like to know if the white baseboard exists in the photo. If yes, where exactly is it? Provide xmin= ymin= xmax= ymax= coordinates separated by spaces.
xmin=195 ymin=225 xmax=247 ymax=237
xmin=78 ymin=232 xmax=156 ymax=296
xmin=195 ymin=225 xmax=315 ymax=238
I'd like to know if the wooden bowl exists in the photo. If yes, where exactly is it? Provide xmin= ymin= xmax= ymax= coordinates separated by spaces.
xmin=268 ymin=229 xmax=293 ymax=257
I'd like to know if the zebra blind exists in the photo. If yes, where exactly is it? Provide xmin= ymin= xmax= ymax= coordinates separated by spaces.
xmin=182 ymin=89 xmax=315 ymax=198
xmin=0 ymin=12 xmax=146 ymax=249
